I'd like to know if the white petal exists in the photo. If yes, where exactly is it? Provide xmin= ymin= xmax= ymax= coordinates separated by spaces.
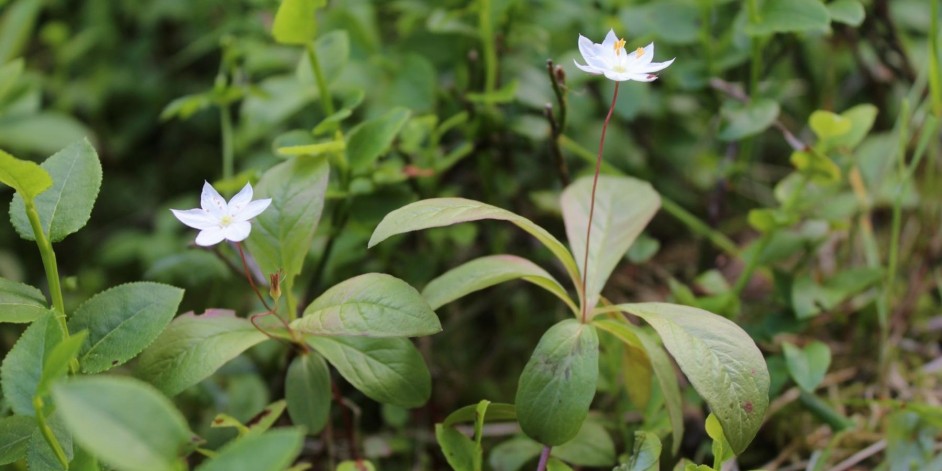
xmin=578 ymin=34 xmax=596 ymax=61
xmin=228 ymin=183 xmax=254 ymax=213
xmin=601 ymin=29 xmax=618 ymax=49
xmin=603 ymin=69 xmax=633 ymax=81
xmin=200 ymin=181 xmax=227 ymax=217
xmin=627 ymin=72 xmax=659 ymax=82
xmin=233 ymin=198 xmax=272 ymax=222
xmin=170 ymin=208 xmax=217 ymax=230
xmin=223 ymin=221 xmax=252 ymax=242
xmin=195 ymin=228 xmax=226 ymax=246
xmin=574 ymin=59 xmax=603 ymax=75
xmin=638 ymin=58 xmax=675 ymax=74
xmin=637 ymin=43 xmax=655 ymax=65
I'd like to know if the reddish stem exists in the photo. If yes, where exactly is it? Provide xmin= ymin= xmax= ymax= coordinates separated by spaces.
xmin=236 ymin=242 xmax=273 ymax=312
xmin=580 ymin=82 xmax=620 ymax=323
xmin=536 ymin=445 xmax=552 ymax=471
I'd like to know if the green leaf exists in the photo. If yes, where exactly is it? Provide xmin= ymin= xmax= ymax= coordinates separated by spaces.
xmin=603 ymin=303 xmax=769 ymax=455
xmin=0 ymin=58 xmax=23 ymax=102
xmin=443 ymin=402 xmax=516 ymax=428
xmin=195 ymin=428 xmax=304 ymax=471
xmin=717 ymin=99 xmax=780 ymax=141
xmin=347 ymin=107 xmax=411 ymax=172
xmin=593 ymin=319 xmax=683 ymax=455
xmin=790 ymin=268 xmax=883 ymax=319
xmin=422 ymin=254 xmax=575 ymax=313
xmin=809 ymin=110 xmax=852 ymax=139
xmin=369 ymin=198 xmax=581 ymax=293
xmin=52 ymin=376 xmax=192 ymax=471
xmin=515 ymin=319 xmax=599 ymax=446
xmin=546 ymin=458 xmax=572 ymax=471
xmin=271 ymin=0 xmax=325 ymax=45
xmin=561 ymin=175 xmax=660 ymax=311
xmin=136 ymin=312 xmax=268 ymax=396
xmin=337 ymin=460 xmax=377 ymax=471
xmin=245 ymin=156 xmax=329 ymax=282
xmin=436 ymin=424 xmax=480 ymax=471
xmin=297 ymin=31 xmax=350 ymax=88
xmin=36 ymin=330 xmax=87 ymax=396
xmin=745 ymin=0 xmax=831 ymax=35
xmin=293 ymin=273 xmax=441 ymax=337
xmin=614 ymin=431 xmax=661 ymax=471
xmin=619 ymin=1 xmax=700 ymax=45
xmin=26 ymin=412 xmax=72 ymax=470
xmin=0 ymin=112 xmax=92 ymax=156
xmin=552 ymin=420 xmax=615 ymax=467
xmin=705 ymin=413 xmax=734 ymax=468
xmin=0 ymin=148 xmax=51 ymax=201
xmin=285 ymin=352 xmax=331 ymax=435
xmin=10 ymin=139 xmax=102 ymax=242
xmin=827 ymin=0 xmax=864 ymax=26
xmin=0 ymin=0 xmax=41 ymax=63
xmin=0 ymin=415 xmax=35 ymax=465
xmin=307 ymin=335 xmax=431 ymax=408
xmin=466 ymin=80 xmax=519 ymax=105
xmin=489 ymin=436 xmax=542 ymax=471
xmin=829 ymin=104 xmax=877 ymax=149
xmin=68 ymin=282 xmax=184 ymax=374
xmin=0 ymin=277 xmax=49 ymax=323
xmin=0 ymin=311 xmax=63 ymax=415
xmin=782 ymin=341 xmax=831 ymax=392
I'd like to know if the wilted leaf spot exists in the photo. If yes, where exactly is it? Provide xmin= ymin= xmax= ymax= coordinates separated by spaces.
xmin=743 ymin=401 xmax=754 ymax=413
xmin=246 ymin=408 xmax=272 ymax=426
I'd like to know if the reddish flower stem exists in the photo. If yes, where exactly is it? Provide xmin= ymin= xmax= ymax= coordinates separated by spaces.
xmin=536 ymin=445 xmax=552 ymax=471
xmin=580 ymin=82 xmax=620 ymax=323
xmin=236 ymin=242 xmax=272 ymax=312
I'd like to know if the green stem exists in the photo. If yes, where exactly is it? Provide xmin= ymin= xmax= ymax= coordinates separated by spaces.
xmin=581 ymin=83 xmax=620 ymax=323
xmin=305 ymin=42 xmax=335 ymax=117
xmin=220 ymin=105 xmax=234 ymax=181
xmin=34 ymin=397 xmax=69 ymax=469
xmin=25 ymin=202 xmax=67 ymax=333
xmin=479 ymin=0 xmax=497 ymax=95
xmin=929 ymin=0 xmax=941 ymax=117
xmin=798 ymin=390 xmax=855 ymax=431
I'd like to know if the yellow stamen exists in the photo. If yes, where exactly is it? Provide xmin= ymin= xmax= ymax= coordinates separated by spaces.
xmin=614 ymin=38 xmax=626 ymax=55
xmin=635 ymin=47 xmax=645 ymax=58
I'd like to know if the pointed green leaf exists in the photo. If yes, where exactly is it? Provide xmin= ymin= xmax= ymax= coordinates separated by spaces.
xmin=603 ymin=303 xmax=769 ymax=455
xmin=593 ymin=319 xmax=683 ymax=455
xmin=10 ymin=139 xmax=102 ymax=242
xmin=0 ymin=148 xmax=51 ymax=200
xmin=515 ymin=319 xmax=599 ymax=446
xmin=782 ymin=341 xmax=831 ymax=392
xmin=0 ymin=277 xmax=49 ymax=323
xmin=136 ymin=312 xmax=268 ymax=396
xmin=52 ymin=376 xmax=192 ymax=471
xmin=0 ymin=415 xmax=35 ymax=465
xmin=285 ymin=352 xmax=331 ymax=435
xmin=561 ymin=175 xmax=660 ymax=311
xmin=68 ymin=282 xmax=184 ymax=374
xmin=293 ymin=273 xmax=441 ymax=337
xmin=245 ymin=156 xmax=329 ymax=282
xmin=196 ymin=428 xmax=304 ymax=471
xmin=718 ymin=99 xmax=780 ymax=141
xmin=307 ymin=335 xmax=431 ymax=408
xmin=37 ymin=330 xmax=87 ymax=396
xmin=706 ymin=414 xmax=734 ymax=468
xmin=435 ymin=424 xmax=479 ymax=471
xmin=271 ymin=0 xmax=325 ymax=45
xmin=745 ymin=0 xmax=830 ymax=35
xmin=614 ymin=431 xmax=661 ymax=471
xmin=0 ymin=311 xmax=63 ymax=415
xmin=369 ymin=198 xmax=580 ymax=292
xmin=422 ymin=254 xmax=575 ymax=313
xmin=348 ymin=107 xmax=411 ymax=172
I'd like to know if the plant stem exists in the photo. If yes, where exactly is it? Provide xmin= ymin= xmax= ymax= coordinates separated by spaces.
xmin=479 ymin=0 xmax=497 ymax=95
xmin=34 ymin=397 xmax=69 ymax=469
xmin=236 ymin=242 xmax=272 ymax=313
xmin=581 ymin=82 xmax=619 ymax=323
xmin=305 ymin=42 xmax=335 ymax=117
xmin=929 ymin=0 xmax=941 ymax=117
xmin=25 ymin=202 xmax=68 ymax=335
xmin=220 ymin=104 xmax=234 ymax=181
xmin=535 ymin=445 xmax=551 ymax=471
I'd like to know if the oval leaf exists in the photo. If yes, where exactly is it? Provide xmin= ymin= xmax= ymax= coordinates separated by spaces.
xmin=561 ymin=175 xmax=660 ymax=311
xmin=515 ymin=319 xmax=599 ymax=446
xmin=782 ymin=340 xmax=831 ymax=392
xmin=285 ymin=352 xmax=331 ymax=435
xmin=271 ymin=0 xmax=324 ymax=45
xmin=52 ymin=376 xmax=192 ymax=471
xmin=0 ymin=311 xmax=64 ymax=415
xmin=195 ymin=428 xmax=304 ymax=471
xmin=10 ymin=139 xmax=102 ymax=242
xmin=369 ymin=197 xmax=581 ymax=291
xmin=0 ymin=277 xmax=49 ymax=323
xmin=0 ymin=149 xmax=51 ymax=201
xmin=245 ymin=156 xmax=329 ymax=282
xmin=606 ymin=303 xmax=769 ymax=455
xmin=307 ymin=335 xmax=431 ymax=408
xmin=136 ymin=312 xmax=268 ymax=396
xmin=422 ymin=254 xmax=575 ymax=313
xmin=293 ymin=273 xmax=441 ymax=337
xmin=68 ymin=282 xmax=184 ymax=374
xmin=745 ymin=0 xmax=830 ymax=35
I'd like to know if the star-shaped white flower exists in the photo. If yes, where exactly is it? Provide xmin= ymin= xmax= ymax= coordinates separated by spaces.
xmin=171 ymin=182 xmax=272 ymax=246
xmin=575 ymin=29 xmax=674 ymax=82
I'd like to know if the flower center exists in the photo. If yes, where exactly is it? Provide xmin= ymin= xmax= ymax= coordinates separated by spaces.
xmin=614 ymin=38 xmax=626 ymax=55
xmin=635 ymin=47 xmax=645 ymax=58
xmin=220 ymin=215 xmax=233 ymax=227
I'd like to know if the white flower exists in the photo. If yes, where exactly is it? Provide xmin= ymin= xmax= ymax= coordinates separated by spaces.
xmin=171 ymin=182 xmax=272 ymax=246
xmin=575 ymin=29 xmax=674 ymax=82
